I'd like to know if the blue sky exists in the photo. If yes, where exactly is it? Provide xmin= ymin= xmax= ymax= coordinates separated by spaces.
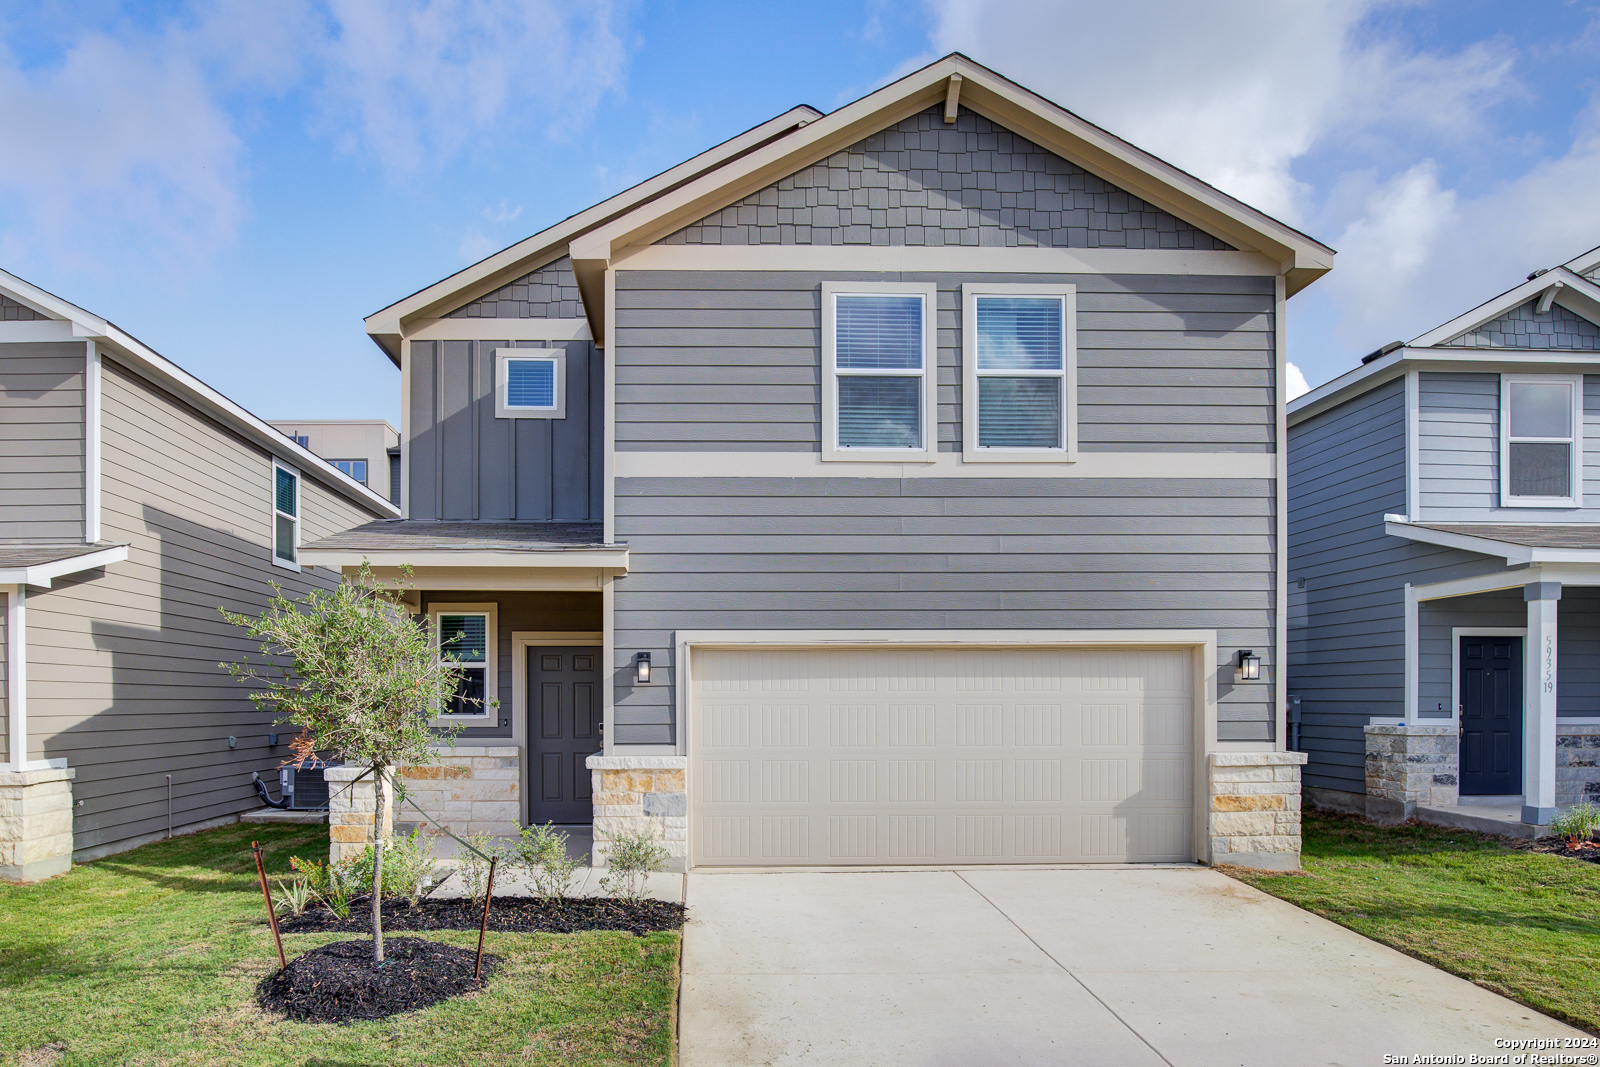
xmin=2 ymin=0 xmax=1598 ymax=423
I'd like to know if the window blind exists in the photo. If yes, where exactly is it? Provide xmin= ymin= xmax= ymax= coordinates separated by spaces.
xmin=978 ymin=377 xmax=1062 ymax=448
xmin=507 ymin=359 xmax=556 ymax=408
xmin=837 ymin=296 xmax=923 ymax=369
xmin=439 ymin=615 xmax=487 ymax=662
xmin=976 ymin=297 xmax=1062 ymax=370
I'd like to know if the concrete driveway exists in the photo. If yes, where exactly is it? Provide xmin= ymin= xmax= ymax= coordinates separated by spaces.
xmin=679 ymin=867 xmax=1586 ymax=1066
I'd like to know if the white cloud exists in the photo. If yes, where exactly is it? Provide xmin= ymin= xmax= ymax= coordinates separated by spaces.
xmin=1285 ymin=362 xmax=1310 ymax=401
xmin=0 ymin=33 xmax=244 ymax=273
xmin=315 ymin=0 xmax=629 ymax=171
xmin=923 ymin=0 xmax=1519 ymax=223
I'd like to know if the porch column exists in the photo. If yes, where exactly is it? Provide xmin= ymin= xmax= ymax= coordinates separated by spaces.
xmin=1524 ymin=582 xmax=1561 ymax=825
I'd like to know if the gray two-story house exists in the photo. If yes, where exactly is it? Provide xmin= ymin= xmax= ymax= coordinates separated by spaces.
xmin=1289 ymin=245 xmax=1600 ymax=831
xmin=0 ymin=269 xmax=396 ymax=880
xmin=305 ymin=55 xmax=1333 ymax=871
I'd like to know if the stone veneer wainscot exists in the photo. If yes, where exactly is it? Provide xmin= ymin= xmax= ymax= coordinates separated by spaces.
xmin=1363 ymin=723 xmax=1459 ymax=823
xmin=396 ymin=745 xmax=521 ymax=839
xmin=1208 ymin=751 xmax=1307 ymax=871
xmin=588 ymin=755 xmax=687 ymax=872
xmin=0 ymin=766 xmax=75 ymax=881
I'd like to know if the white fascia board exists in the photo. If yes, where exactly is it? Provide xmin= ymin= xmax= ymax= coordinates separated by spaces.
xmin=297 ymin=548 xmax=629 ymax=571
xmin=1408 ymin=268 xmax=1600 ymax=349
xmin=573 ymin=55 xmax=1334 ymax=292
xmin=0 ymin=544 xmax=129 ymax=588
xmin=1287 ymin=351 xmax=1411 ymax=427
xmin=1381 ymin=519 xmax=1575 ymax=565
xmin=1564 ymin=245 xmax=1600 ymax=277
xmin=362 ymin=106 xmax=822 ymax=348
xmin=0 ymin=268 xmax=397 ymax=519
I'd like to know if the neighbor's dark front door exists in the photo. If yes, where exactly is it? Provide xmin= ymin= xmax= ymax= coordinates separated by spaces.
xmin=529 ymin=646 xmax=600 ymax=823
xmin=1459 ymin=635 xmax=1522 ymax=795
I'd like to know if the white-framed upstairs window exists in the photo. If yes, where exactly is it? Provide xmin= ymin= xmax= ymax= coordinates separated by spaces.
xmin=1501 ymin=374 xmax=1583 ymax=507
xmin=495 ymin=348 xmax=566 ymax=420
xmin=821 ymin=281 xmax=938 ymax=461
xmin=962 ymin=283 xmax=1077 ymax=461
xmin=271 ymin=461 xmax=300 ymax=571
xmin=431 ymin=603 xmax=497 ymax=721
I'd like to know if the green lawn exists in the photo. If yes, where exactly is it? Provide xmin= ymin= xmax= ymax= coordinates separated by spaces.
xmin=1229 ymin=810 xmax=1600 ymax=1033
xmin=0 ymin=823 xmax=679 ymax=1067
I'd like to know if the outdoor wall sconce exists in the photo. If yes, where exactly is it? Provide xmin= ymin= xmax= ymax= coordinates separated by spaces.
xmin=635 ymin=652 xmax=652 ymax=685
xmin=1235 ymin=649 xmax=1261 ymax=682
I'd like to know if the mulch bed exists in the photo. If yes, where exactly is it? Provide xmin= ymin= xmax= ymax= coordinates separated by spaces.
xmin=1512 ymin=837 xmax=1600 ymax=865
xmin=277 ymin=895 xmax=687 ymax=936
xmin=257 ymin=937 xmax=496 ymax=1024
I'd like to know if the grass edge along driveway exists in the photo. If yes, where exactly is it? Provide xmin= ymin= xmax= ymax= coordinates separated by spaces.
xmin=0 ymin=822 xmax=679 ymax=1067
xmin=1228 ymin=810 xmax=1600 ymax=1036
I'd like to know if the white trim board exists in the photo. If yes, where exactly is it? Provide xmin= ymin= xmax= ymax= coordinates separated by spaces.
xmin=614 ymin=450 xmax=1275 ymax=479
xmin=84 ymin=341 xmax=102 ymax=543
xmin=299 ymin=548 xmax=629 ymax=570
xmin=1449 ymin=628 xmax=1527 ymax=726
xmin=405 ymin=318 xmax=591 ymax=342
xmin=613 ymin=244 xmax=1279 ymax=276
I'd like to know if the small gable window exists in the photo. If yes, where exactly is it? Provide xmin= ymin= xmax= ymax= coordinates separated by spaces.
xmin=962 ymin=283 xmax=1077 ymax=462
xmin=496 ymin=350 xmax=566 ymax=419
xmin=1501 ymin=374 xmax=1582 ymax=507
xmin=272 ymin=462 xmax=300 ymax=570
xmin=822 ymin=282 xmax=937 ymax=460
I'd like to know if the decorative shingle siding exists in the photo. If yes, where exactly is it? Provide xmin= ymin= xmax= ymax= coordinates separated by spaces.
xmin=663 ymin=106 xmax=1234 ymax=250
xmin=1440 ymin=298 xmax=1600 ymax=350
xmin=1 ymin=295 xmax=41 ymax=321
xmin=446 ymin=255 xmax=584 ymax=319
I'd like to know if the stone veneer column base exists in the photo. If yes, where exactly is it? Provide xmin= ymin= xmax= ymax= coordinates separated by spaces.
xmin=1208 ymin=751 xmax=1307 ymax=871
xmin=1557 ymin=725 xmax=1600 ymax=807
xmin=325 ymin=765 xmax=394 ymax=865
xmin=1364 ymin=724 xmax=1457 ymax=824
xmin=397 ymin=746 xmax=521 ymax=839
xmin=0 ymin=767 xmax=76 ymax=882
xmin=587 ymin=755 xmax=688 ymax=872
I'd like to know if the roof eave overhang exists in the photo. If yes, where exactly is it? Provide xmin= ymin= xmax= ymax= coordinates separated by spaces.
xmin=568 ymin=55 xmax=1335 ymax=343
xmin=297 ymin=547 xmax=629 ymax=571
xmin=0 ymin=544 xmax=130 ymax=588
xmin=1383 ymin=519 xmax=1600 ymax=565
xmin=364 ymin=105 xmax=826 ymax=357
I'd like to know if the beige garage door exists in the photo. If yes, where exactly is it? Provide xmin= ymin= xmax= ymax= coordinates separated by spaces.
xmin=688 ymin=646 xmax=1194 ymax=866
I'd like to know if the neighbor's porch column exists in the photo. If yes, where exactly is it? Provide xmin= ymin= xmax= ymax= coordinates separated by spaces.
xmin=1524 ymin=581 xmax=1561 ymax=825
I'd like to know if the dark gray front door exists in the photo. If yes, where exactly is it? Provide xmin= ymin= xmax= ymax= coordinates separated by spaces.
xmin=1459 ymin=635 xmax=1522 ymax=796
xmin=529 ymin=647 xmax=600 ymax=823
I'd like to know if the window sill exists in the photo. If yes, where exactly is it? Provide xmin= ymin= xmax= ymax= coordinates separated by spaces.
xmin=1499 ymin=498 xmax=1583 ymax=509
xmin=270 ymin=555 xmax=301 ymax=573
xmin=820 ymin=450 xmax=938 ymax=463
xmin=961 ymin=450 xmax=1078 ymax=464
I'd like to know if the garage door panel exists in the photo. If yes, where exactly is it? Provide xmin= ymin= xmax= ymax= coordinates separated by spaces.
xmin=691 ymin=647 xmax=1195 ymax=866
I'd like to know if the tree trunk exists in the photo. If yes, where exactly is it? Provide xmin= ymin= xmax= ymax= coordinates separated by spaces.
xmin=372 ymin=767 xmax=385 ymax=962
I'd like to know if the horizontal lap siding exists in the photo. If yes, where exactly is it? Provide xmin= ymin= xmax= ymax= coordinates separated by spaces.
xmin=0 ymin=592 xmax=6 ymax=763
xmin=1417 ymin=372 xmax=1600 ymax=521
xmin=614 ymin=477 xmax=1276 ymax=746
xmin=1289 ymin=379 xmax=1511 ymax=793
xmin=0 ymin=341 xmax=84 ymax=541
xmin=408 ymin=338 xmax=602 ymax=521
xmin=615 ymin=271 xmax=1276 ymax=454
xmin=27 ymin=359 xmax=383 ymax=857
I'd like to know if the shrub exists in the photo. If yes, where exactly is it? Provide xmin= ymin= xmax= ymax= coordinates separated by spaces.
xmin=273 ymin=877 xmax=316 ymax=917
xmin=514 ymin=823 xmax=585 ymax=899
xmin=456 ymin=832 xmax=508 ymax=904
xmin=1550 ymin=802 xmax=1600 ymax=848
xmin=599 ymin=822 xmax=670 ymax=900
xmin=288 ymin=855 xmax=361 ymax=919
xmin=349 ymin=829 xmax=439 ymax=905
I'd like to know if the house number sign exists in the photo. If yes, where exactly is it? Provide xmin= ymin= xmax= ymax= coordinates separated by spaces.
xmin=1544 ymin=634 xmax=1556 ymax=694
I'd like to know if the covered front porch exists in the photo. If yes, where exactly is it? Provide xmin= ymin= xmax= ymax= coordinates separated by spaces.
xmin=1384 ymin=519 xmax=1600 ymax=832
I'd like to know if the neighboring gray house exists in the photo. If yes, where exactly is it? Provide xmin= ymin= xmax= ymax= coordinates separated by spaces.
xmin=0 ymin=270 xmax=396 ymax=880
xmin=306 ymin=55 xmax=1334 ymax=871
xmin=1288 ymin=245 xmax=1600 ymax=830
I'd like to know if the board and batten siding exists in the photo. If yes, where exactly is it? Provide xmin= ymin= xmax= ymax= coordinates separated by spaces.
xmin=1417 ymin=372 xmax=1600 ymax=522
xmin=615 ymin=271 xmax=1277 ymax=454
xmin=1288 ymin=377 xmax=1518 ymax=795
xmin=24 ymin=357 xmax=383 ymax=858
xmin=613 ymin=476 xmax=1277 ymax=746
xmin=407 ymin=338 xmax=602 ymax=521
xmin=0 ymin=341 xmax=84 ymax=543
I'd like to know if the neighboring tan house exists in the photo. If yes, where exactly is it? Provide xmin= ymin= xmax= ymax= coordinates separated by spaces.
xmin=0 ymin=269 xmax=397 ymax=881
xmin=305 ymin=54 xmax=1334 ymax=872
xmin=1288 ymin=244 xmax=1600 ymax=832
xmin=268 ymin=419 xmax=402 ymax=504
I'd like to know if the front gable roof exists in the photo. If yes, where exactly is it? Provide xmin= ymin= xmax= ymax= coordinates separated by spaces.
xmin=372 ymin=54 xmax=1334 ymax=352
xmin=0 ymin=268 xmax=397 ymax=517
xmin=1407 ymin=268 xmax=1600 ymax=349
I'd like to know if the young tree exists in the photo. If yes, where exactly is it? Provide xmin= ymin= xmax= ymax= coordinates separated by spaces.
xmin=222 ymin=561 xmax=482 ymax=962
